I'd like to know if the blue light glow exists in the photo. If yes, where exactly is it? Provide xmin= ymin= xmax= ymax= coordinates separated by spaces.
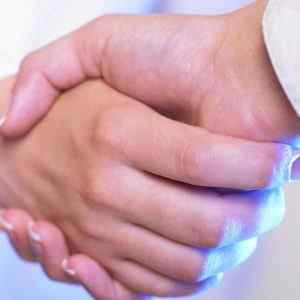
xmin=256 ymin=188 xmax=285 ymax=235
xmin=200 ymin=238 xmax=258 ymax=280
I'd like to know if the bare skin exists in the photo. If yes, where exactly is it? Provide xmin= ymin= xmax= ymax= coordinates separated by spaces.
xmin=0 ymin=76 xmax=287 ymax=299
xmin=3 ymin=0 xmax=300 ymax=146
xmin=1 ymin=0 xmax=300 ymax=299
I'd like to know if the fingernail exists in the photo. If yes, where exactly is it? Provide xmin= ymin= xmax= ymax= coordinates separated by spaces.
xmin=28 ymin=223 xmax=43 ymax=258
xmin=201 ymin=251 xmax=223 ymax=281
xmin=28 ymin=223 xmax=41 ymax=242
xmin=62 ymin=259 xmax=77 ymax=277
xmin=290 ymin=149 xmax=300 ymax=181
xmin=0 ymin=212 xmax=14 ymax=231
xmin=287 ymin=149 xmax=300 ymax=182
xmin=201 ymin=238 xmax=258 ymax=280
xmin=274 ymin=146 xmax=300 ymax=185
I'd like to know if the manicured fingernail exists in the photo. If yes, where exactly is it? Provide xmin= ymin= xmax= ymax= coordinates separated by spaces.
xmin=0 ymin=212 xmax=14 ymax=231
xmin=62 ymin=259 xmax=77 ymax=277
xmin=28 ymin=223 xmax=41 ymax=242
xmin=28 ymin=223 xmax=43 ymax=258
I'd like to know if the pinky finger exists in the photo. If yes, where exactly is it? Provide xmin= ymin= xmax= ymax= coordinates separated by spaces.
xmin=0 ymin=209 xmax=35 ymax=261
xmin=62 ymin=255 xmax=141 ymax=300
xmin=62 ymin=255 xmax=224 ymax=300
xmin=27 ymin=221 xmax=73 ymax=283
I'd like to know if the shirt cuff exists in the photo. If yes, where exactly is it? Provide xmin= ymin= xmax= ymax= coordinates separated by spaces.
xmin=263 ymin=0 xmax=300 ymax=116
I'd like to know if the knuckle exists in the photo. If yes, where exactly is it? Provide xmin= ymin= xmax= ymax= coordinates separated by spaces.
xmin=177 ymin=140 xmax=207 ymax=185
xmin=92 ymin=105 xmax=129 ymax=154
xmin=79 ymin=170 xmax=105 ymax=205
xmin=17 ymin=52 xmax=46 ymax=86
xmin=77 ymin=160 xmax=122 ymax=214
xmin=19 ymin=52 xmax=39 ymax=72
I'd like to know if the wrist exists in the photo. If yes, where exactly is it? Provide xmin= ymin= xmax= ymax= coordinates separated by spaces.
xmin=224 ymin=0 xmax=286 ymax=104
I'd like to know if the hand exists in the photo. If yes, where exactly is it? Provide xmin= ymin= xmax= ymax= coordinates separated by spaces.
xmin=3 ymin=0 xmax=300 ymax=149
xmin=0 ymin=77 xmax=288 ymax=298
xmin=0 ymin=209 xmax=223 ymax=300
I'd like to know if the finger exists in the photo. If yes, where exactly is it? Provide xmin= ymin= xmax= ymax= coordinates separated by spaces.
xmin=104 ymin=103 xmax=294 ymax=189
xmin=104 ymin=220 xmax=257 ymax=283
xmin=291 ymin=151 xmax=300 ymax=180
xmin=1 ymin=14 xmax=202 ymax=136
xmin=114 ymin=168 xmax=285 ymax=248
xmin=109 ymin=259 xmax=223 ymax=298
xmin=0 ymin=209 xmax=35 ymax=261
xmin=27 ymin=221 xmax=73 ymax=282
xmin=201 ymin=238 xmax=258 ymax=280
xmin=62 ymin=255 xmax=140 ymax=300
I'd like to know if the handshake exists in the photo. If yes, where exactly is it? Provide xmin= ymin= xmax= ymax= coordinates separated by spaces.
xmin=0 ymin=1 xmax=300 ymax=299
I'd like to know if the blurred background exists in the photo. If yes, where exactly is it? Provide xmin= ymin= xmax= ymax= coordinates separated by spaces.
xmin=1 ymin=1 xmax=298 ymax=299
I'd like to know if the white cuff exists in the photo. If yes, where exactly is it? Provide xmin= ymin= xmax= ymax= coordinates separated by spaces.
xmin=263 ymin=0 xmax=300 ymax=116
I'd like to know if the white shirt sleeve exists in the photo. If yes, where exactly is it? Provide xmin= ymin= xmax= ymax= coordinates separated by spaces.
xmin=263 ymin=0 xmax=300 ymax=116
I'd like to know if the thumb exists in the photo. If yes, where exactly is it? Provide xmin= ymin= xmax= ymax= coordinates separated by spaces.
xmin=1 ymin=14 xmax=223 ymax=137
